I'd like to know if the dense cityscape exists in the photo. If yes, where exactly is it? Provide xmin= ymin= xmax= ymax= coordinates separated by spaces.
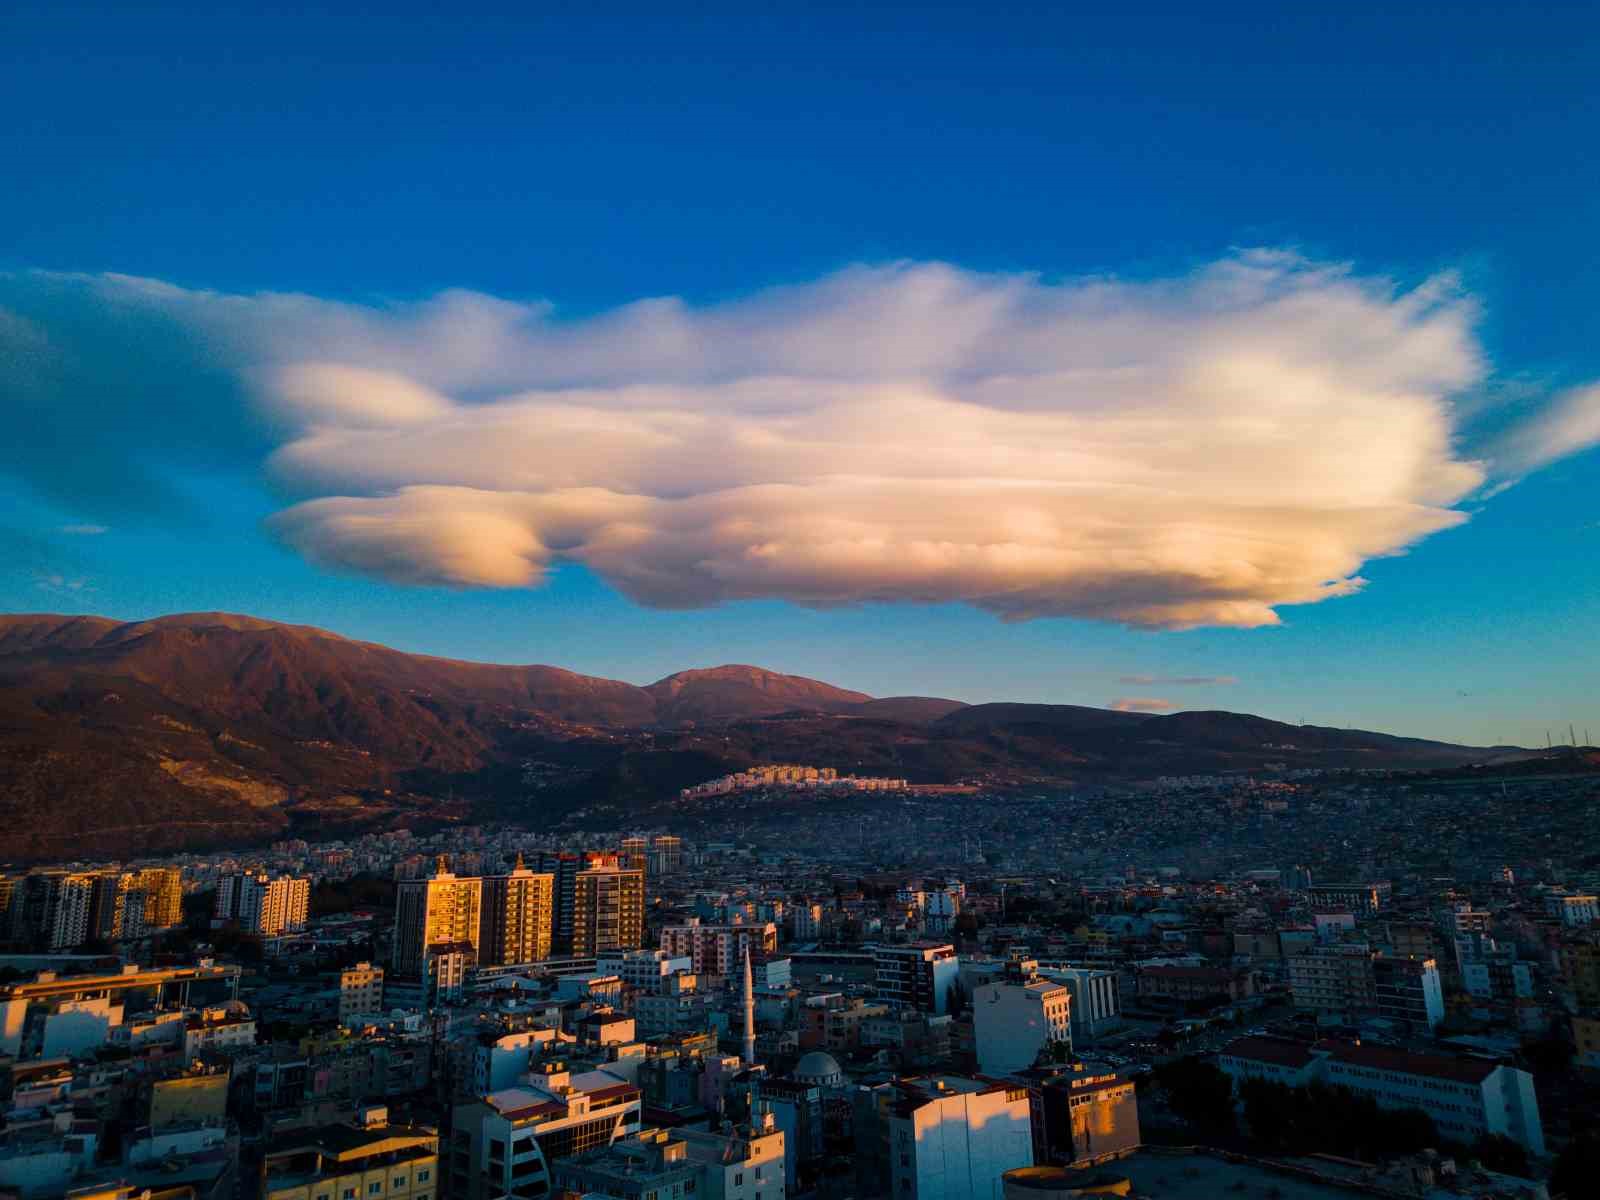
xmin=0 ymin=757 xmax=1594 ymax=1200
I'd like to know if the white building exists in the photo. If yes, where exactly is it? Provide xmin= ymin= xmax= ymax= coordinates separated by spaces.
xmin=972 ymin=977 xmax=1071 ymax=1075
xmin=1218 ymin=1036 xmax=1544 ymax=1155
xmin=675 ymin=1114 xmax=786 ymax=1200
xmin=450 ymin=1063 xmax=641 ymax=1200
xmin=888 ymin=1076 xmax=1034 ymax=1200
xmin=1036 ymin=965 xmax=1121 ymax=1042
xmin=216 ymin=872 xmax=310 ymax=936
xmin=598 ymin=948 xmax=694 ymax=995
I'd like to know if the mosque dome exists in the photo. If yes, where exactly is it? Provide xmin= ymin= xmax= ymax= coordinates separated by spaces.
xmin=793 ymin=1050 xmax=845 ymax=1087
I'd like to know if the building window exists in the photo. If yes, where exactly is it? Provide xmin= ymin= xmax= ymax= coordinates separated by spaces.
xmin=370 ymin=1185 xmax=384 ymax=1195
xmin=416 ymin=1172 xmax=430 ymax=1184
xmin=734 ymin=1175 xmax=743 ymax=1187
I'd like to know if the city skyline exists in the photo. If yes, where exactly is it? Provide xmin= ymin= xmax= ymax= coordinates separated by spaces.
xmin=4 ymin=4 xmax=1598 ymax=747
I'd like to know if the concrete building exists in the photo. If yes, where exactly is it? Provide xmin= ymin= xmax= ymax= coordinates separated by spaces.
xmin=571 ymin=861 xmax=646 ymax=957
xmin=0 ymin=962 xmax=241 ymax=1059
xmin=597 ymin=949 xmax=694 ymax=994
xmin=392 ymin=859 xmax=482 ymax=978
xmin=260 ymin=1107 xmax=439 ymax=1200
xmin=1372 ymin=956 xmax=1445 ymax=1031
xmin=1546 ymin=893 xmax=1600 ymax=928
xmin=659 ymin=920 xmax=779 ymax=977
xmin=340 ymin=962 xmax=385 ymax=1024
xmin=1037 ymin=966 xmax=1121 ymax=1043
xmin=1218 ymin=1036 xmax=1545 ymax=1155
xmin=873 ymin=943 xmax=959 ymax=1015
xmin=479 ymin=860 xmax=555 ymax=966
xmin=1307 ymin=882 xmax=1391 ymax=915
xmin=674 ymin=1116 xmax=786 ymax=1200
xmin=449 ymin=1063 xmax=642 ymax=1200
xmin=1034 ymin=1068 xmax=1141 ymax=1166
xmin=887 ymin=1075 xmax=1034 ymax=1200
xmin=228 ymin=874 xmax=311 ymax=936
xmin=1287 ymin=944 xmax=1377 ymax=1015
xmin=972 ymin=963 xmax=1071 ymax=1075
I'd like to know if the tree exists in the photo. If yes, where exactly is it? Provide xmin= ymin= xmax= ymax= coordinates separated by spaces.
xmin=1469 ymin=1133 xmax=1529 ymax=1177
xmin=1550 ymin=1130 xmax=1600 ymax=1200
xmin=1156 ymin=1057 xmax=1237 ymax=1135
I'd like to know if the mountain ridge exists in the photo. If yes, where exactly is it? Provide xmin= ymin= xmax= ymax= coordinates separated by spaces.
xmin=0 ymin=610 xmax=1525 ymax=861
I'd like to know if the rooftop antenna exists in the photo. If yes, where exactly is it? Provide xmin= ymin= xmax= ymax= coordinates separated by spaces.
xmin=1571 ymin=724 xmax=1578 ymax=747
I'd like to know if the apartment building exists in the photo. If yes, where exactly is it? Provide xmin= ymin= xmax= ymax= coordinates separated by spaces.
xmin=340 ymin=963 xmax=386 ymax=1024
xmin=1546 ymin=893 xmax=1600 ymax=928
xmin=886 ymin=1076 xmax=1034 ymax=1200
xmin=479 ymin=861 xmax=555 ymax=966
xmin=393 ymin=861 xmax=482 ymax=978
xmin=1218 ymin=1037 xmax=1544 ymax=1154
xmin=873 ymin=943 xmax=959 ymax=1015
xmin=972 ymin=963 xmax=1071 ymax=1074
xmin=449 ymin=1063 xmax=642 ymax=1200
xmin=571 ymin=861 xmax=646 ymax=957
xmin=261 ymin=1107 xmax=439 ymax=1200
xmin=1307 ymin=882 xmax=1391 ymax=915
xmin=659 ymin=919 xmax=779 ymax=977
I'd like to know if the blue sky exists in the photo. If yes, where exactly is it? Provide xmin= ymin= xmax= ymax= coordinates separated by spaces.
xmin=3 ymin=2 xmax=1597 ymax=746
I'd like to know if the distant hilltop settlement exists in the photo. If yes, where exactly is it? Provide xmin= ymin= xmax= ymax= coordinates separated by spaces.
xmin=679 ymin=763 xmax=978 ymax=800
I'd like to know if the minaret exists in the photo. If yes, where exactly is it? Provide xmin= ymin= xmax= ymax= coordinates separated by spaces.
xmin=741 ymin=945 xmax=757 ymax=1065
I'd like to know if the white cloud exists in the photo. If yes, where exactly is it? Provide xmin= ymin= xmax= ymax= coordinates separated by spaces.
xmin=59 ymin=524 xmax=110 ymax=535
xmin=5 ymin=253 xmax=1593 ymax=629
xmin=1486 ymin=382 xmax=1600 ymax=480
xmin=1118 ymin=674 xmax=1238 ymax=686
xmin=1111 ymin=697 xmax=1177 ymax=713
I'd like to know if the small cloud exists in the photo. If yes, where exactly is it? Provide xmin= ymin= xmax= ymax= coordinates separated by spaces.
xmin=1117 ymin=674 xmax=1238 ymax=686
xmin=1111 ymin=696 xmax=1177 ymax=713
xmin=59 ymin=524 xmax=110 ymax=535
xmin=34 ymin=572 xmax=93 ymax=594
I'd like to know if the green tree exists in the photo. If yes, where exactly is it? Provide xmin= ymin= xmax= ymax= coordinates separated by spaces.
xmin=1550 ymin=1130 xmax=1600 ymax=1200
xmin=1156 ymin=1057 xmax=1237 ymax=1135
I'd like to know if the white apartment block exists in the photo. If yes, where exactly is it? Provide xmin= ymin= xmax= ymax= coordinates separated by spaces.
xmin=972 ymin=979 xmax=1071 ymax=1074
xmin=1036 ymin=965 xmax=1121 ymax=1042
xmin=888 ymin=1076 xmax=1034 ymax=1200
xmin=598 ymin=949 xmax=695 ymax=994
xmin=1219 ymin=1037 xmax=1544 ymax=1155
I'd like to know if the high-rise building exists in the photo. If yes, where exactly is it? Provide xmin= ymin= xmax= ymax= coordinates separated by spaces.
xmin=215 ymin=872 xmax=311 ymax=936
xmin=530 ymin=851 xmax=582 ymax=953
xmin=393 ymin=858 xmax=483 ymax=977
xmin=479 ymin=857 xmax=555 ymax=966
xmin=651 ymin=835 xmax=683 ymax=875
xmin=87 ymin=871 xmax=132 ymax=942
xmin=619 ymin=836 xmax=650 ymax=872
xmin=134 ymin=867 xmax=184 ymax=929
xmin=572 ymin=861 xmax=645 ymax=956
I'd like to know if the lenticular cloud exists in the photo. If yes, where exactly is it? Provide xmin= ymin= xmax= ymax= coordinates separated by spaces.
xmin=256 ymin=252 xmax=1489 ymax=628
xmin=2 ymin=252 xmax=1520 ymax=628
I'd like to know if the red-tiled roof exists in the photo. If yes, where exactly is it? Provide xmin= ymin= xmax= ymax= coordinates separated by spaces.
xmin=1219 ymin=1036 xmax=1318 ymax=1069
xmin=1321 ymin=1041 xmax=1498 ymax=1085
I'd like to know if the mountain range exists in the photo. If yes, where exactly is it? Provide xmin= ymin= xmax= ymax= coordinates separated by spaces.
xmin=0 ymin=611 xmax=1523 ymax=861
